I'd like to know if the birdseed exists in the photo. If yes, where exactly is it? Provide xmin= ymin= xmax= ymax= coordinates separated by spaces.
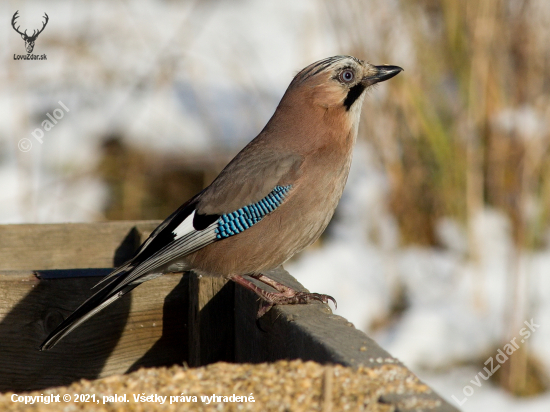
xmin=1 ymin=360 xmax=440 ymax=411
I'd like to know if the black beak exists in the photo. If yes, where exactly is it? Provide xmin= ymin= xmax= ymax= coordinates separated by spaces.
xmin=363 ymin=65 xmax=403 ymax=86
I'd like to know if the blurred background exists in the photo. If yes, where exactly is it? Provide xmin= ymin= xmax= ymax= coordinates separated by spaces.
xmin=2 ymin=0 xmax=550 ymax=410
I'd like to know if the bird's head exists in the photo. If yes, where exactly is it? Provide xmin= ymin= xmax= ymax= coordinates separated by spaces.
xmin=262 ymin=56 xmax=402 ymax=152
xmin=289 ymin=55 xmax=402 ymax=114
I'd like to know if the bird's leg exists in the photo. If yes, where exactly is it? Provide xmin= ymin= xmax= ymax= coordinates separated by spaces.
xmin=250 ymin=275 xmax=337 ymax=309
xmin=249 ymin=274 xmax=295 ymax=293
xmin=231 ymin=274 xmax=337 ymax=318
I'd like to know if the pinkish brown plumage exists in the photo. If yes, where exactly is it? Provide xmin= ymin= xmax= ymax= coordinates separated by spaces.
xmin=41 ymin=56 xmax=402 ymax=350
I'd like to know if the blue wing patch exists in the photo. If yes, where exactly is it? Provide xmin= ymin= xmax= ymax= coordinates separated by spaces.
xmin=215 ymin=185 xmax=292 ymax=239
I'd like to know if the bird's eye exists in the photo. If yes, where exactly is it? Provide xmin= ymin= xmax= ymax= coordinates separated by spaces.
xmin=339 ymin=69 xmax=355 ymax=83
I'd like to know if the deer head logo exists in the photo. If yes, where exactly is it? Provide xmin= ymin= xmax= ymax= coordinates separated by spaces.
xmin=11 ymin=11 xmax=49 ymax=54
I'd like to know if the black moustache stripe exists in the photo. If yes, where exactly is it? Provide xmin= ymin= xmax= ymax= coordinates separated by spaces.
xmin=343 ymin=83 xmax=366 ymax=110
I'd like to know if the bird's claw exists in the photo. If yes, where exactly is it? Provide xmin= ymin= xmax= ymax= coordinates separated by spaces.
xmin=294 ymin=292 xmax=337 ymax=309
xmin=255 ymin=291 xmax=337 ymax=318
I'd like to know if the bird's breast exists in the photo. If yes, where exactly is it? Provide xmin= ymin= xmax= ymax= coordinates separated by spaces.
xmin=185 ymin=127 xmax=356 ymax=277
xmin=289 ymin=137 xmax=355 ymax=243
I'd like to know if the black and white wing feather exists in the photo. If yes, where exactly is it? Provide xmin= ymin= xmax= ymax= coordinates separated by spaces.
xmin=40 ymin=196 xmax=220 ymax=350
xmin=40 ymin=151 xmax=303 ymax=350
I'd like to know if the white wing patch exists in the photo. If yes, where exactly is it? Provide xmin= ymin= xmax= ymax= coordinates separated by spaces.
xmin=173 ymin=210 xmax=197 ymax=239
xmin=122 ymin=212 xmax=219 ymax=282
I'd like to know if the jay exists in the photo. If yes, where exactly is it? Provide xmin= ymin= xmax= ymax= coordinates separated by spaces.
xmin=40 ymin=56 xmax=402 ymax=350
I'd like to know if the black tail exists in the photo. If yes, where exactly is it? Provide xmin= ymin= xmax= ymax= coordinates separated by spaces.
xmin=39 ymin=272 xmax=138 ymax=351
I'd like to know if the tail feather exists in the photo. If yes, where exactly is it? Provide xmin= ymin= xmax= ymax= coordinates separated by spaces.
xmin=39 ymin=192 xmax=202 ymax=350
xmin=91 ymin=262 xmax=133 ymax=289
xmin=39 ymin=272 xmax=137 ymax=351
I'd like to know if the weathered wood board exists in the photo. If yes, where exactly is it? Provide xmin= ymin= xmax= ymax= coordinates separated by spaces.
xmin=233 ymin=267 xmax=459 ymax=412
xmin=0 ymin=222 xmax=459 ymax=411
xmin=0 ymin=220 xmax=188 ymax=392
xmin=0 ymin=270 xmax=187 ymax=391
xmin=0 ymin=221 xmax=160 ymax=271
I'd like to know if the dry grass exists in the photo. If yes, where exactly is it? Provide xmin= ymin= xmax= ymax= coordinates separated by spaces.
xmin=327 ymin=0 xmax=550 ymax=249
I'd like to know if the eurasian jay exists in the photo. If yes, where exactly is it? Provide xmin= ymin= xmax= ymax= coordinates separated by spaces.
xmin=40 ymin=56 xmax=402 ymax=350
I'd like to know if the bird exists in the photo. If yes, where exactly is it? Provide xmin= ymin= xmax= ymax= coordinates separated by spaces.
xmin=40 ymin=55 xmax=402 ymax=350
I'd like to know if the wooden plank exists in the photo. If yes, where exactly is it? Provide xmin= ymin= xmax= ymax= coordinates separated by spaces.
xmin=0 ymin=220 xmax=184 ymax=392
xmin=0 ymin=221 xmax=160 ymax=271
xmin=188 ymin=273 xmax=234 ymax=367
xmin=234 ymin=266 xmax=459 ymax=412
xmin=0 ymin=269 xmax=187 ymax=392
xmin=0 ymin=221 xmax=458 ymax=411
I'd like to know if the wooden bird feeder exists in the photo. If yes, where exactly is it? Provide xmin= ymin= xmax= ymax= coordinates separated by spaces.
xmin=0 ymin=221 xmax=458 ymax=411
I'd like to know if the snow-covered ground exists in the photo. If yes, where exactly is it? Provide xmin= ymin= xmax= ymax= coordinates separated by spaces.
xmin=1 ymin=1 xmax=549 ymax=410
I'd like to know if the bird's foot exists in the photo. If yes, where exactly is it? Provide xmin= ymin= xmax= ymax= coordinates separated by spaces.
xmin=231 ymin=274 xmax=337 ymax=318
